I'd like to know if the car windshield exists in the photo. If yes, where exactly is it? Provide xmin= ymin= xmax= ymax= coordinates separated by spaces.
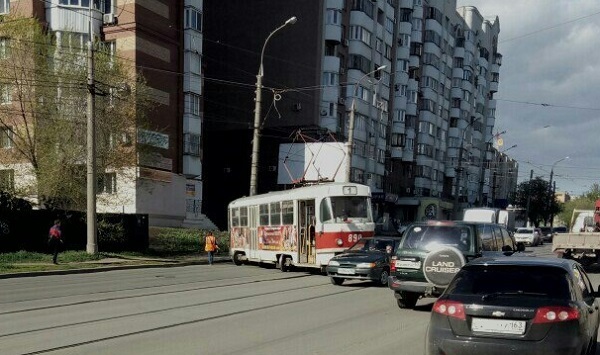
xmin=446 ymin=265 xmax=571 ymax=300
xmin=348 ymin=238 xmax=394 ymax=253
xmin=325 ymin=196 xmax=373 ymax=223
xmin=400 ymin=225 xmax=472 ymax=252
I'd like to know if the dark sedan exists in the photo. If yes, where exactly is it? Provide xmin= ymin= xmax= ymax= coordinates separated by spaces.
xmin=426 ymin=257 xmax=600 ymax=355
xmin=327 ymin=236 xmax=402 ymax=286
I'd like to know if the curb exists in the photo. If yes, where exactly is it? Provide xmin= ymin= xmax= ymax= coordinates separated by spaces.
xmin=0 ymin=257 xmax=231 ymax=280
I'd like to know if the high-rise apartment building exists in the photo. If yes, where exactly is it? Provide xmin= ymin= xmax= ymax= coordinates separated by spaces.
xmin=0 ymin=0 xmax=215 ymax=228
xmin=203 ymin=0 xmax=514 ymax=229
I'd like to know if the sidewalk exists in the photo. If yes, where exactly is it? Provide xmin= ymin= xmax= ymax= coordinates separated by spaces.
xmin=0 ymin=254 xmax=232 ymax=279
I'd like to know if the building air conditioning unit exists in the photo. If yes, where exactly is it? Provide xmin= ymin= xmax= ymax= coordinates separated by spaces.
xmin=103 ymin=13 xmax=116 ymax=25
xmin=338 ymin=97 xmax=345 ymax=105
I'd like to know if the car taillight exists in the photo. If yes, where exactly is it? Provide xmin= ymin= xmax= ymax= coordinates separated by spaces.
xmin=533 ymin=306 xmax=579 ymax=324
xmin=390 ymin=256 xmax=397 ymax=272
xmin=432 ymin=300 xmax=466 ymax=320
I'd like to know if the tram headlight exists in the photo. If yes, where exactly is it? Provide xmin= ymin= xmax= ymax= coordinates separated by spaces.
xmin=336 ymin=238 xmax=343 ymax=246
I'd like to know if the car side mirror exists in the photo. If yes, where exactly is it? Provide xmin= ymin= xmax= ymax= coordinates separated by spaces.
xmin=516 ymin=242 xmax=526 ymax=252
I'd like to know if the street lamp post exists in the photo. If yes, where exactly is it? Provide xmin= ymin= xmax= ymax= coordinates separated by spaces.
xmin=249 ymin=16 xmax=297 ymax=196
xmin=548 ymin=156 xmax=569 ymax=228
xmin=345 ymin=65 xmax=387 ymax=183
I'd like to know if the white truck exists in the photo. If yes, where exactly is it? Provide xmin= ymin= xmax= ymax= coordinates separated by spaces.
xmin=462 ymin=208 xmax=515 ymax=231
xmin=553 ymin=208 xmax=600 ymax=266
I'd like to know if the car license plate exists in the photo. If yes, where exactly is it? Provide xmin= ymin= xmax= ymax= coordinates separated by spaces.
xmin=471 ymin=318 xmax=526 ymax=335
xmin=395 ymin=260 xmax=421 ymax=269
xmin=337 ymin=268 xmax=355 ymax=275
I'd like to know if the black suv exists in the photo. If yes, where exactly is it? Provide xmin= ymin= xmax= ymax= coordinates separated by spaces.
xmin=388 ymin=220 xmax=523 ymax=309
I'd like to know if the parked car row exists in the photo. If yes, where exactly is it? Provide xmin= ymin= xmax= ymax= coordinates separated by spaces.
xmin=325 ymin=220 xmax=600 ymax=355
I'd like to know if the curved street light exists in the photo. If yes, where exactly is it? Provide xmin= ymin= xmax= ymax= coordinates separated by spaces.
xmin=345 ymin=65 xmax=387 ymax=182
xmin=500 ymin=144 xmax=517 ymax=154
xmin=249 ymin=16 xmax=297 ymax=196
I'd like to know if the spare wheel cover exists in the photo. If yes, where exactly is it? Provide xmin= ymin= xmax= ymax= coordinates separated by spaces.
xmin=423 ymin=246 xmax=466 ymax=287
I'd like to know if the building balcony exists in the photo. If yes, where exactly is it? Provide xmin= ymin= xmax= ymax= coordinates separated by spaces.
xmin=489 ymin=81 xmax=499 ymax=93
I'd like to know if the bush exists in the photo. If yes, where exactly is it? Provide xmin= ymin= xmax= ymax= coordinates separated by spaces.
xmin=148 ymin=227 xmax=228 ymax=256
xmin=97 ymin=218 xmax=127 ymax=251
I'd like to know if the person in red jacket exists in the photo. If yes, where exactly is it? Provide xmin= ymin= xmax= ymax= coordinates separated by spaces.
xmin=48 ymin=220 xmax=63 ymax=265
xmin=204 ymin=231 xmax=219 ymax=265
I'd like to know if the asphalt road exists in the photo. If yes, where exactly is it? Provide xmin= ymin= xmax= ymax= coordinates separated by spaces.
xmin=0 ymin=243 xmax=598 ymax=355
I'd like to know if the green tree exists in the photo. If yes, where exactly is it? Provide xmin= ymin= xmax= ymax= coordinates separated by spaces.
xmin=513 ymin=177 xmax=562 ymax=226
xmin=0 ymin=16 xmax=154 ymax=209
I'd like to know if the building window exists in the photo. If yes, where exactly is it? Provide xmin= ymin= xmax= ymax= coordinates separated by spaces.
xmin=98 ymin=172 xmax=116 ymax=194
xmin=0 ymin=85 xmax=10 ymax=104
xmin=0 ymin=0 xmax=8 ymax=14
xmin=0 ymin=127 xmax=13 ymax=148
xmin=184 ymin=133 xmax=201 ymax=156
xmin=185 ymin=93 xmax=201 ymax=116
xmin=0 ymin=169 xmax=13 ymax=190
xmin=58 ymin=0 xmax=105 ymax=10
xmin=322 ymin=72 xmax=339 ymax=86
xmin=0 ymin=38 xmax=9 ymax=59
xmin=385 ymin=17 xmax=395 ymax=34
xmin=326 ymin=9 xmax=342 ymax=25
xmin=185 ymin=7 xmax=202 ymax=32
xmin=349 ymin=26 xmax=372 ymax=45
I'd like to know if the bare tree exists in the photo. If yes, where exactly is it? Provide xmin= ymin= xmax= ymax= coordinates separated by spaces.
xmin=0 ymin=16 xmax=155 ymax=210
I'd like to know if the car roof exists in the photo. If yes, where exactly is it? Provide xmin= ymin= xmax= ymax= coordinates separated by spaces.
xmin=466 ymin=256 xmax=576 ymax=271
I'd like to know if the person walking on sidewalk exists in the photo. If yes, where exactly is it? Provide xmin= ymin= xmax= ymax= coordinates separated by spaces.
xmin=48 ymin=219 xmax=63 ymax=265
xmin=204 ymin=231 xmax=219 ymax=265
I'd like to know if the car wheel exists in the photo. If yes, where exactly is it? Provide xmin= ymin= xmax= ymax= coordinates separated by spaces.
xmin=233 ymin=252 xmax=244 ymax=266
xmin=330 ymin=277 xmax=344 ymax=286
xmin=377 ymin=268 xmax=389 ymax=287
xmin=396 ymin=291 xmax=419 ymax=309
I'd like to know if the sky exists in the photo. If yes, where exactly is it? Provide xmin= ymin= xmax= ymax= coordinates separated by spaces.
xmin=456 ymin=0 xmax=600 ymax=197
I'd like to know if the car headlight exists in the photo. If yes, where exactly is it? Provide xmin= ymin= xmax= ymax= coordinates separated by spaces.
xmin=328 ymin=260 xmax=340 ymax=266
xmin=356 ymin=262 xmax=376 ymax=268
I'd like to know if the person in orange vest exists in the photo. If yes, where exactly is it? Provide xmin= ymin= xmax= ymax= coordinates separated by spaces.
xmin=204 ymin=231 xmax=219 ymax=265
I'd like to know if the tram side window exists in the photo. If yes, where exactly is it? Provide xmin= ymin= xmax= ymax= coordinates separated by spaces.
xmin=270 ymin=202 xmax=281 ymax=225
xmin=231 ymin=207 xmax=240 ymax=227
xmin=320 ymin=199 xmax=333 ymax=223
xmin=282 ymin=200 xmax=294 ymax=224
xmin=259 ymin=204 xmax=269 ymax=226
xmin=239 ymin=207 xmax=248 ymax=226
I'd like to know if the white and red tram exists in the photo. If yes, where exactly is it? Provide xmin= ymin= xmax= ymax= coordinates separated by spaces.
xmin=228 ymin=183 xmax=375 ymax=271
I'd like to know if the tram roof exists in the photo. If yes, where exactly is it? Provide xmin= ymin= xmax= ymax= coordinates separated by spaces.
xmin=228 ymin=182 xmax=371 ymax=208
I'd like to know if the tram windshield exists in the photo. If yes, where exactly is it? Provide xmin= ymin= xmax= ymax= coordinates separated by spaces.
xmin=323 ymin=196 xmax=373 ymax=223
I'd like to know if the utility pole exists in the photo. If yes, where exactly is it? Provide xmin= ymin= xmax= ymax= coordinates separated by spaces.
xmin=86 ymin=5 xmax=97 ymax=254
xmin=453 ymin=141 xmax=465 ymax=218
xmin=525 ymin=169 xmax=533 ymax=227
xmin=249 ymin=17 xmax=297 ymax=196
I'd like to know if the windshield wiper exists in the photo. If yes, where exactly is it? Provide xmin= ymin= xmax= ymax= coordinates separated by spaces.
xmin=481 ymin=291 xmax=547 ymax=301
